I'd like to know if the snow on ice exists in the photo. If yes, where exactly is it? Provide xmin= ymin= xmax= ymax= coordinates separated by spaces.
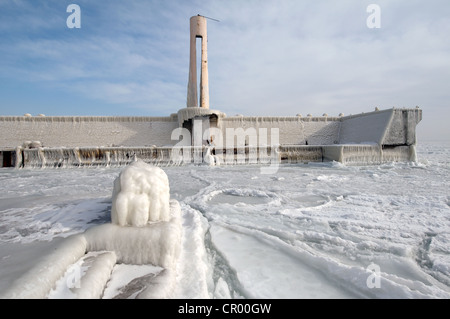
xmin=0 ymin=160 xmax=182 ymax=299
xmin=0 ymin=143 xmax=449 ymax=299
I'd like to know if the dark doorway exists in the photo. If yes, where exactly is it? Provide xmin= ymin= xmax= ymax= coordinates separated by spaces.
xmin=182 ymin=119 xmax=193 ymax=145
xmin=1 ymin=151 xmax=14 ymax=168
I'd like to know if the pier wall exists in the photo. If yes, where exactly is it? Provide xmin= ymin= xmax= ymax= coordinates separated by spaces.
xmin=0 ymin=108 xmax=422 ymax=167
xmin=220 ymin=116 xmax=341 ymax=145
xmin=0 ymin=116 xmax=179 ymax=149
xmin=338 ymin=108 xmax=422 ymax=146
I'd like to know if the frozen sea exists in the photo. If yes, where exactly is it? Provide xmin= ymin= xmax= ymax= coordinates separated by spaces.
xmin=0 ymin=142 xmax=449 ymax=299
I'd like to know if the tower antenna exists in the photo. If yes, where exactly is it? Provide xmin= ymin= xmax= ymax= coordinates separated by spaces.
xmin=197 ymin=14 xmax=220 ymax=22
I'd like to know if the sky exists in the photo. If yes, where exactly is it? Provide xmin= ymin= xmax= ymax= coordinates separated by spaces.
xmin=0 ymin=0 xmax=449 ymax=141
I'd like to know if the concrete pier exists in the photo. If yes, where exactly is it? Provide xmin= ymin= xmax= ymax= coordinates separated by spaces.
xmin=0 ymin=16 xmax=423 ymax=168
xmin=0 ymin=108 xmax=422 ymax=168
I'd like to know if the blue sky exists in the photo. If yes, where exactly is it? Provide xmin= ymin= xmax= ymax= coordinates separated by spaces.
xmin=0 ymin=0 xmax=449 ymax=141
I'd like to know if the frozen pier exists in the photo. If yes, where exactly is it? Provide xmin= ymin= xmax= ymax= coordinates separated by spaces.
xmin=0 ymin=107 xmax=422 ymax=168
xmin=0 ymin=16 xmax=422 ymax=168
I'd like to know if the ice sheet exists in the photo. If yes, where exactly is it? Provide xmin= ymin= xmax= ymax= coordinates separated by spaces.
xmin=0 ymin=143 xmax=449 ymax=298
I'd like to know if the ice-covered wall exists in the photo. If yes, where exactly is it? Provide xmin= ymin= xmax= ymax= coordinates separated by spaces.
xmin=383 ymin=108 xmax=422 ymax=146
xmin=321 ymin=144 xmax=417 ymax=165
xmin=0 ymin=116 xmax=179 ymax=148
xmin=0 ymin=108 xmax=421 ymax=150
xmin=0 ymin=108 xmax=422 ymax=167
xmin=338 ymin=109 xmax=393 ymax=145
xmin=220 ymin=116 xmax=341 ymax=146
xmin=338 ymin=108 xmax=422 ymax=146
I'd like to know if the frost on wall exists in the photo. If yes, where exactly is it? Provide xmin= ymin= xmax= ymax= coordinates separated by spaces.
xmin=0 ymin=116 xmax=179 ymax=149
xmin=111 ymin=160 xmax=170 ymax=226
xmin=338 ymin=110 xmax=393 ymax=145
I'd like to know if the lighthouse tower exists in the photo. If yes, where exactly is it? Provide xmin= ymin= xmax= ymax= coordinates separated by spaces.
xmin=187 ymin=15 xmax=209 ymax=109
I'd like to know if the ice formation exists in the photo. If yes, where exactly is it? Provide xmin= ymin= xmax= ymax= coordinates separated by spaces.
xmin=203 ymin=146 xmax=220 ymax=166
xmin=0 ymin=234 xmax=88 ymax=299
xmin=0 ymin=161 xmax=182 ymax=299
xmin=87 ymin=200 xmax=181 ymax=268
xmin=111 ymin=160 xmax=171 ymax=226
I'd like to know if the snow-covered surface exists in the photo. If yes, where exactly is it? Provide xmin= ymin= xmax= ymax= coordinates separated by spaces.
xmin=0 ymin=142 xmax=449 ymax=299
xmin=0 ymin=160 xmax=182 ymax=299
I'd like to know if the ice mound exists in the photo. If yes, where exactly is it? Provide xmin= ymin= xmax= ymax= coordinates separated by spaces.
xmin=1 ymin=161 xmax=182 ymax=299
xmin=111 ymin=160 xmax=170 ymax=226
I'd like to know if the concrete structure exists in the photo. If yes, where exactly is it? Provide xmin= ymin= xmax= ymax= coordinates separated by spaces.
xmin=187 ymin=15 xmax=209 ymax=109
xmin=0 ymin=16 xmax=423 ymax=168
xmin=0 ymin=107 xmax=422 ymax=168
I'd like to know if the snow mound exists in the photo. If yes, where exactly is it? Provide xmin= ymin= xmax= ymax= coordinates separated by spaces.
xmin=111 ymin=160 xmax=170 ymax=226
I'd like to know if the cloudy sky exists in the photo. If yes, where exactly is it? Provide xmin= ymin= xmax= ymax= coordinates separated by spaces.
xmin=0 ymin=0 xmax=449 ymax=141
